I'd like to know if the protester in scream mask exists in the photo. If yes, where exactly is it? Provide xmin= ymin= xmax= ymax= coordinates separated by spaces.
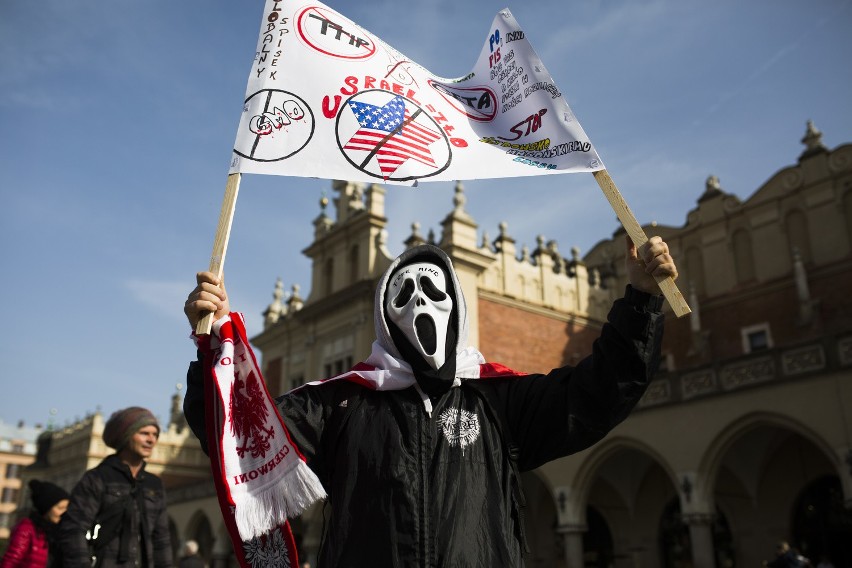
xmin=183 ymin=237 xmax=678 ymax=567
xmin=383 ymin=259 xmax=462 ymax=397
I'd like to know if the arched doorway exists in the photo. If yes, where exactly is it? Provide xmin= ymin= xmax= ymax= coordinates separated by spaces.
xmin=792 ymin=475 xmax=852 ymax=566
xmin=583 ymin=446 xmax=678 ymax=566
xmin=292 ymin=500 xmax=324 ymax=566
xmin=658 ymin=498 xmax=690 ymax=568
xmin=520 ymin=471 xmax=559 ymax=567
xmin=187 ymin=514 xmax=214 ymax=565
xmin=705 ymin=416 xmax=839 ymax=567
xmin=583 ymin=505 xmax=614 ymax=567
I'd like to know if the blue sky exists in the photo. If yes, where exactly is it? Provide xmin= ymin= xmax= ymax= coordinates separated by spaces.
xmin=1 ymin=0 xmax=850 ymax=430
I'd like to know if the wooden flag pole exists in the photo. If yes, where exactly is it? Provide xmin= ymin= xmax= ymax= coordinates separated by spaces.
xmin=196 ymin=173 xmax=242 ymax=335
xmin=592 ymin=169 xmax=691 ymax=318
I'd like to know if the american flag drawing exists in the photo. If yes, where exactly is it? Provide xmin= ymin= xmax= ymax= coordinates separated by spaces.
xmin=343 ymin=95 xmax=442 ymax=178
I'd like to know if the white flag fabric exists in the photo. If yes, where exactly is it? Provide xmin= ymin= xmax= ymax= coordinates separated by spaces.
xmin=230 ymin=1 xmax=604 ymax=186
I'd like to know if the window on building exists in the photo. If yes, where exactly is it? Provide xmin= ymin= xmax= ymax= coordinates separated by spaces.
xmin=11 ymin=443 xmax=24 ymax=454
xmin=349 ymin=244 xmax=360 ymax=282
xmin=1 ymin=487 xmax=19 ymax=504
xmin=785 ymin=209 xmax=811 ymax=264
xmin=748 ymin=331 xmax=768 ymax=351
xmin=732 ymin=229 xmax=756 ymax=283
xmin=5 ymin=463 xmax=21 ymax=479
xmin=324 ymin=258 xmax=334 ymax=296
xmin=264 ymin=357 xmax=282 ymax=394
xmin=0 ymin=512 xmax=10 ymax=529
xmin=324 ymin=356 xmax=352 ymax=379
xmin=741 ymin=324 xmax=773 ymax=353
xmin=685 ymin=247 xmax=706 ymax=296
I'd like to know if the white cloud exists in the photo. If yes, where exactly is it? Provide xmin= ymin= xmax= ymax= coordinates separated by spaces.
xmin=124 ymin=278 xmax=191 ymax=321
xmin=539 ymin=0 xmax=671 ymax=54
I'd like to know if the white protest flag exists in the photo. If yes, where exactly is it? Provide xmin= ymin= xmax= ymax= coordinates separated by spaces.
xmin=229 ymin=0 xmax=604 ymax=186
xmin=197 ymin=0 xmax=688 ymax=336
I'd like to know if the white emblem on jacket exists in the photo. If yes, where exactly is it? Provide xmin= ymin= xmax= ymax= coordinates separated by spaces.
xmin=437 ymin=408 xmax=481 ymax=454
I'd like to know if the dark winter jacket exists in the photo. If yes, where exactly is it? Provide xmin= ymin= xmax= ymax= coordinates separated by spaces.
xmin=58 ymin=455 xmax=172 ymax=568
xmin=176 ymin=555 xmax=205 ymax=568
xmin=184 ymin=246 xmax=664 ymax=567
xmin=768 ymin=550 xmax=810 ymax=568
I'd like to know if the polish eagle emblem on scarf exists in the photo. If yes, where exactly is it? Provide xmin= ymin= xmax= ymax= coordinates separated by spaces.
xmin=243 ymin=527 xmax=292 ymax=568
xmin=230 ymin=370 xmax=275 ymax=459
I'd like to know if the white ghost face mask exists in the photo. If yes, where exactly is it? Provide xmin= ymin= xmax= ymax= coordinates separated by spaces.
xmin=385 ymin=261 xmax=454 ymax=370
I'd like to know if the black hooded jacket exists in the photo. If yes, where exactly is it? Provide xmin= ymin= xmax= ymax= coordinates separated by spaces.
xmin=184 ymin=245 xmax=664 ymax=567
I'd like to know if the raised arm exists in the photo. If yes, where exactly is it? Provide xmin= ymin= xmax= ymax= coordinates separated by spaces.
xmin=480 ymin=236 xmax=678 ymax=471
xmin=182 ymin=271 xmax=230 ymax=455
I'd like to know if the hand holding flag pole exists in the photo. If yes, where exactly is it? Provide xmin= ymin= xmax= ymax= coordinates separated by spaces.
xmin=593 ymin=170 xmax=690 ymax=317
xmin=196 ymin=173 xmax=241 ymax=335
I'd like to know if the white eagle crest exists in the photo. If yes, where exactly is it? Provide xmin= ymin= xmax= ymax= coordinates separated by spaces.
xmin=437 ymin=408 xmax=481 ymax=455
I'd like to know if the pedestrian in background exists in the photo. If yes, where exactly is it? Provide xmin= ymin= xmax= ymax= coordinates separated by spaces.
xmin=58 ymin=407 xmax=173 ymax=568
xmin=0 ymin=479 xmax=70 ymax=568
xmin=765 ymin=541 xmax=811 ymax=567
xmin=177 ymin=541 xmax=204 ymax=568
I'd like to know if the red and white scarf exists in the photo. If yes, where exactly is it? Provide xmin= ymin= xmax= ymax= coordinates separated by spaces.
xmin=196 ymin=313 xmax=326 ymax=568
xmin=195 ymin=312 xmax=523 ymax=567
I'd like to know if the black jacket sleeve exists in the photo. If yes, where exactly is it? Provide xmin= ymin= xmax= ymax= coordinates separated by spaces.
xmin=57 ymin=469 xmax=103 ymax=568
xmin=479 ymin=285 xmax=665 ymax=471
xmin=183 ymin=357 xmax=208 ymax=455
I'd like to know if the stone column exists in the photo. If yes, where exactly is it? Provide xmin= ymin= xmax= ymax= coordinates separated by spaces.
xmin=555 ymin=524 xmax=586 ymax=568
xmin=683 ymin=513 xmax=716 ymax=568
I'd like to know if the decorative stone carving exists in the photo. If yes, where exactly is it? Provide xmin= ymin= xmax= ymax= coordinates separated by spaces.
xmin=638 ymin=379 xmax=671 ymax=407
xmin=782 ymin=345 xmax=825 ymax=375
xmin=681 ymin=370 xmax=717 ymax=400
xmin=720 ymin=357 xmax=775 ymax=390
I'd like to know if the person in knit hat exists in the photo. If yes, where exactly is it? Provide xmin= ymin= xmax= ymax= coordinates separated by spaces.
xmin=58 ymin=407 xmax=173 ymax=567
xmin=0 ymin=479 xmax=70 ymax=568
xmin=102 ymin=407 xmax=160 ymax=451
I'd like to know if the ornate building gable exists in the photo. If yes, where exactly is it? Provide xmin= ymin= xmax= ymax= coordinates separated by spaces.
xmin=584 ymin=122 xmax=852 ymax=371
